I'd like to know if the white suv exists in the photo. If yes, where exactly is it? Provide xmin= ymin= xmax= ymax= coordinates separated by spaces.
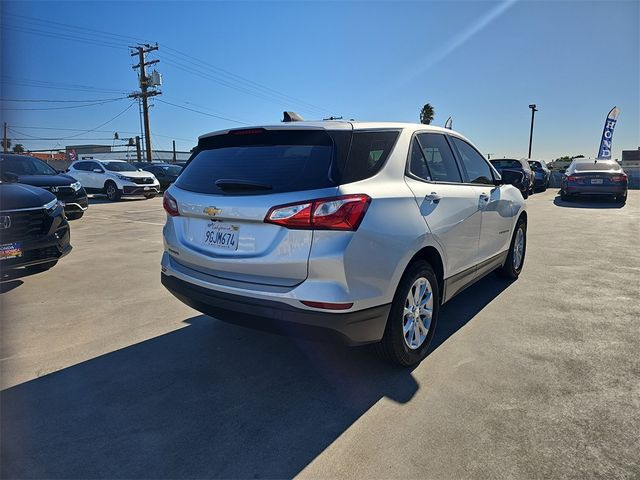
xmin=68 ymin=160 xmax=160 ymax=201
xmin=161 ymin=121 xmax=527 ymax=366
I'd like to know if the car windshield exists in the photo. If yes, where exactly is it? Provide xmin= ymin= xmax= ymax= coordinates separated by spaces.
xmin=0 ymin=156 xmax=58 ymax=176
xmin=103 ymin=161 xmax=138 ymax=172
xmin=491 ymin=160 xmax=522 ymax=169
xmin=161 ymin=165 xmax=182 ymax=175
xmin=574 ymin=161 xmax=621 ymax=172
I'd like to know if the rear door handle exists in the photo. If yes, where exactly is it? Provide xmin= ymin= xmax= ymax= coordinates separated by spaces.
xmin=425 ymin=192 xmax=442 ymax=203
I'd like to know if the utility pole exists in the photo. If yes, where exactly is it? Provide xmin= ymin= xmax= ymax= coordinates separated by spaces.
xmin=135 ymin=136 xmax=142 ymax=161
xmin=528 ymin=104 xmax=538 ymax=159
xmin=129 ymin=44 xmax=161 ymax=163
xmin=3 ymin=122 xmax=7 ymax=153
xmin=172 ymin=140 xmax=176 ymax=163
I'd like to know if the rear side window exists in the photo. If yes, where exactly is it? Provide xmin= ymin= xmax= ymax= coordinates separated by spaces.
xmin=450 ymin=137 xmax=494 ymax=185
xmin=339 ymin=131 xmax=400 ymax=184
xmin=413 ymin=133 xmax=462 ymax=183
xmin=176 ymin=129 xmax=400 ymax=195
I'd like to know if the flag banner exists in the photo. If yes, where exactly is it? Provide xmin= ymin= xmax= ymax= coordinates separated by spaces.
xmin=597 ymin=106 xmax=620 ymax=159
xmin=445 ymin=117 xmax=452 ymax=129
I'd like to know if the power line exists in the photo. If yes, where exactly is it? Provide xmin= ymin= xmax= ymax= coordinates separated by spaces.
xmin=2 ymin=98 xmax=128 ymax=111
xmin=1 ymin=76 xmax=128 ymax=94
xmin=155 ymin=99 xmax=250 ymax=125
xmin=1 ymin=97 xmax=128 ymax=103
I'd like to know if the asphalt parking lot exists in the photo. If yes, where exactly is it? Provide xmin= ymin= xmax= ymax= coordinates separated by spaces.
xmin=1 ymin=190 xmax=639 ymax=479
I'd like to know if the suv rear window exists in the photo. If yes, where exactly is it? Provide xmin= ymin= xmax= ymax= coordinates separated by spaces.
xmin=176 ymin=128 xmax=400 ymax=195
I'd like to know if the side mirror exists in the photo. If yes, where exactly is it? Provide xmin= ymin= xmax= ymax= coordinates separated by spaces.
xmin=496 ymin=169 xmax=524 ymax=187
xmin=93 ymin=168 xmax=103 ymax=173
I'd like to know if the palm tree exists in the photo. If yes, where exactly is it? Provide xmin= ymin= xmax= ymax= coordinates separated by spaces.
xmin=12 ymin=144 xmax=25 ymax=153
xmin=420 ymin=103 xmax=435 ymax=125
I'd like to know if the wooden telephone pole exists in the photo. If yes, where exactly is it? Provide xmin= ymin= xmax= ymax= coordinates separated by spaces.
xmin=129 ymin=44 xmax=161 ymax=163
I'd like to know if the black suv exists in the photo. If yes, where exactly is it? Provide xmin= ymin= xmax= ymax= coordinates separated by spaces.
xmin=0 ymin=154 xmax=89 ymax=220
xmin=490 ymin=158 xmax=534 ymax=198
xmin=0 ymin=183 xmax=71 ymax=273
xmin=132 ymin=162 xmax=183 ymax=190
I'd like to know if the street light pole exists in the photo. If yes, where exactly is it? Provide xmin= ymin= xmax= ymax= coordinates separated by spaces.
xmin=528 ymin=104 xmax=538 ymax=159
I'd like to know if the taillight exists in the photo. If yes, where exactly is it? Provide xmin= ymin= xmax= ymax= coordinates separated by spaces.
xmin=612 ymin=174 xmax=627 ymax=183
xmin=265 ymin=194 xmax=371 ymax=231
xmin=566 ymin=175 xmax=577 ymax=182
xmin=163 ymin=192 xmax=180 ymax=216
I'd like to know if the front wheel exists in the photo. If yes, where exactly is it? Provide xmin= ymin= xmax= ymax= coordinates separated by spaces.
xmin=497 ymin=218 xmax=526 ymax=279
xmin=376 ymin=260 xmax=440 ymax=367
xmin=66 ymin=211 xmax=84 ymax=220
xmin=105 ymin=182 xmax=121 ymax=202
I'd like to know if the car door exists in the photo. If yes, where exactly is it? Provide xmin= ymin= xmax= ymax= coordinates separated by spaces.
xmin=84 ymin=161 xmax=105 ymax=189
xmin=404 ymin=133 xmax=482 ymax=297
xmin=68 ymin=162 xmax=90 ymax=186
xmin=449 ymin=136 xmax=514 ymax=273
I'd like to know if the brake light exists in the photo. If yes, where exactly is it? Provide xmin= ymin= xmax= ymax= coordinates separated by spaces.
xmin=163 ymin=192 xmax=180 ymax=216
xmin=612 ymin=174 xmax=627 ymax=183
xmin=265 ymin=194 xmax=371 ymax=231
xmin=566 ymin=175 xmax=578 ymax=182
xmin=229 ymin=128 xmax=265 ymax=135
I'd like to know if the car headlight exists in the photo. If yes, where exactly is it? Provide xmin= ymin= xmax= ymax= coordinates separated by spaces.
xmin=44 ymin=198 xmax=59 ymax=213
xmin=116 ymin=174 xmax=134 ymax=182
xmin=70 ymin=181 xmax=82 ymax=191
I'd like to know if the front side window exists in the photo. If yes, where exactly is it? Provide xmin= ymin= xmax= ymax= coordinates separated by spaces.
xmin=415 ymin=133 xmax=462 ymax=183
xmin=450 ymin=137 xmax=494 ymax=185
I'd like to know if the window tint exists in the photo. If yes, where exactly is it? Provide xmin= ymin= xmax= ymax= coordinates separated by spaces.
xmin=73 ymin=162 xmax=90 ymax=171
xmin=177 ymin=129 xmax=400 ymax=195
xmin=103 ymin=161 xmax=138 ymax=172
xmin=89 ymin=162 xmax=103 ymax=172
xmin=340 ymin=131 xmax=399 ymax=183
xmin=409 ymin=138 xmax=431 ymax=180
xmin=574 ymin=161 xmax=621 ymax=172
xmin=450 ymin=137 xmax=494 ymax=185
xmin=415 ymin=133 xmax=462 ymax=183
xmin=492 ymin=159 xmax=522 ymax=170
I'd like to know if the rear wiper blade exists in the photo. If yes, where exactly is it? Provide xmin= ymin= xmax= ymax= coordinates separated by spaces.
xmin=215 ymin=179 xmax=273 ymax=191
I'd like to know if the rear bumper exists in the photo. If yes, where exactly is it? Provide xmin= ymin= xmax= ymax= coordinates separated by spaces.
xmin=565 ymin=185 xmax=627 ymax=195
xmin=161 ymin=273 xmax=391 ymax=346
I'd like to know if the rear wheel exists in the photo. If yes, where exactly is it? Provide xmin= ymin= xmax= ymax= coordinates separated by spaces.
xmin=617 ymin=192 xmax=627 ymax=204
xmin=376 ymin=260 xmax=439 ymax=367
xmin=105 ymin=181 xmax=121 ymax=201
xmin=498 ymin=218 xmax=526 ymax=279
xmin=560 ymin=190 xmax=569 ymax=201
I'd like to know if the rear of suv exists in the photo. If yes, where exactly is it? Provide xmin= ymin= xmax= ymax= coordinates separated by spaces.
xmin=161 ymin=120 xmax=527 ymax=366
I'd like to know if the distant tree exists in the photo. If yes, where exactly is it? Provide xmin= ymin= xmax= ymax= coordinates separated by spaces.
xmin=573 ymin=154 xmax=584 ymax=159
xmin=1 ymin=137 xmax=11 ymax=150
xmin=12 ymin=144 xmax=25 ymax=153
xmin=420 ymin=103 xmax=435 ymax=125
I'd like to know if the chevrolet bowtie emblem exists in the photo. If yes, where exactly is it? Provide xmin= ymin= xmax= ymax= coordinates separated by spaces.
xmin=203 ymin=206 xmax=222 ymax=217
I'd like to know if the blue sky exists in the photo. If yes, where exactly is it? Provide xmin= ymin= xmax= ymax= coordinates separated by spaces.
xmin=2 ymin=0 xmax=638 ymax=160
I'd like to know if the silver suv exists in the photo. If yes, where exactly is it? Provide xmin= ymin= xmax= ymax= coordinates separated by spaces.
xmin=161 ymin=121 xmax=527 ymax=366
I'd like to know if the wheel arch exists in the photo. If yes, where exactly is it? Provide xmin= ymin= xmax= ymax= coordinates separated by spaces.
xmin=407 ymin=245 xmax=445 ymax=305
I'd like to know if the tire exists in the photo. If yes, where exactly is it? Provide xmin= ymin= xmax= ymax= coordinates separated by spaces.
xmin=105 ymin=181 xmax=121 ymax=201
xmin=375 ymin=260 xmax=440 ymax=367
xmin=66 ymin=211 xmax=84 ymax=220
xmin=521 ymin=188 xmax=529 ymax=199
xmin=617 ymin=192 xmax=627 ymax=204
xmin=25 ymin=260 xmax=58 ymax=273
xmin=560 ymin=190 xmax=569 ymax=201
xmin=497 ymin=218 xmax=526 ymax=279
xmin=144 ymin=193 xmax=156 ymax=199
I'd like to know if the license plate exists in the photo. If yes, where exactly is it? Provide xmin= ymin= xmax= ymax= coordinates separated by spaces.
xmin=200 ymin=222 xmax=239 ymax=251
xmin=0 ymin=242 xmax=23 ymax=260
xmin=591 ymin=178 xmax=603 ymax=184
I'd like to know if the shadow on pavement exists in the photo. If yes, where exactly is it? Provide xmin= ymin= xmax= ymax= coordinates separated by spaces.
xmin=88 ymin=195 xmax=151 ymax=205
xmin=0 ymin=268 xmax=44 ymax=292
xmin=553 ymin=195 xmax=624 ymax=209
xmin=1 ymin=274 xmax=513 ymax=478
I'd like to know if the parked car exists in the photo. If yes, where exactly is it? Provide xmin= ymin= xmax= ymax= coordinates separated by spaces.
xmin=67 ymin=159 xmax=160 ymax=201
xmin=528 ymin=159 xmax=551 ymax=191
xmin=160 ymin=120 xmax=527 ymax=366
xmin=490 ymin=158 xmax=534 ymax=198
xmin=0 ymin=154 xmax=88 ymax=220
xmin=0 ymin=182 xmax=71 ymax=272
xmin=561 ymin=158 xmax=628 ymax=203
xmin=132 ymin=162 xmax=182 ymax=190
